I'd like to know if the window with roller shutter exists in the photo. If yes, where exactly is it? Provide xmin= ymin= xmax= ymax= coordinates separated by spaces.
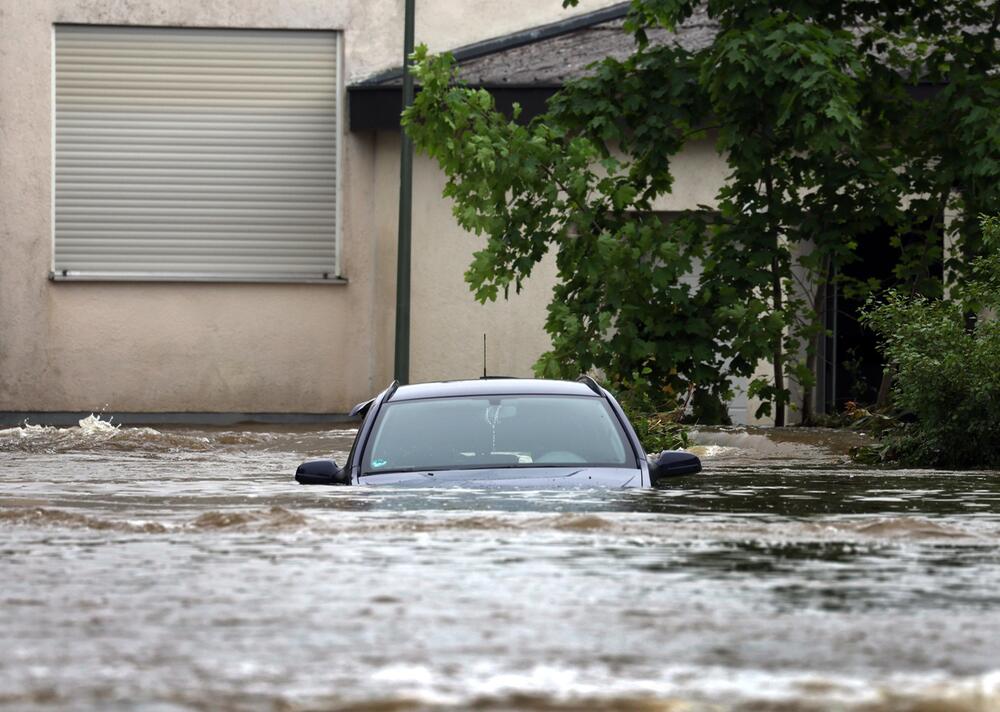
xmin=53 ymin=25 xmax=342 ymax=282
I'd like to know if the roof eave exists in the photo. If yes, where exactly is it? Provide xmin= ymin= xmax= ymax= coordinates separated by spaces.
xmin=352 ymin=2 xmax=630 ymax=88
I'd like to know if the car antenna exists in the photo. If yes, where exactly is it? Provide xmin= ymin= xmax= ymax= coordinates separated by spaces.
xmin=483 ymin=333 xmax=487 ymax=378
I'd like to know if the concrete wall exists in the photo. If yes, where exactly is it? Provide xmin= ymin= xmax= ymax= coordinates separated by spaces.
xmin=0 ymin=0 xmax=618 ymax=415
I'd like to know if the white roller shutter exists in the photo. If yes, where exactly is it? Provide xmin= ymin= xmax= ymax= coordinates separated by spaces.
xmin=54 ymin=25 xmax=341 ymax=282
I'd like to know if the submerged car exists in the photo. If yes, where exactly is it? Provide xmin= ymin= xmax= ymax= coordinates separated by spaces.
xmin=294 ymin=377 xmax=700 ymax=488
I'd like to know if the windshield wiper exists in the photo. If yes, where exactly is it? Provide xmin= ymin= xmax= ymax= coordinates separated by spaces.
xmin=360 ymin=466 xmax=422 ymax=475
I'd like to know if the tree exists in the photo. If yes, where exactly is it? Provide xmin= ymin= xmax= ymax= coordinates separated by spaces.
xmin=403 ymin=0 xmax=1000 ymax=424
xmin=859 ymin=216 xmax=1000 ymax=468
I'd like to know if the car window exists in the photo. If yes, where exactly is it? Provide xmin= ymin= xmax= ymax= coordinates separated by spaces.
xmin=362 ymin=395 xmax=633 ymax=474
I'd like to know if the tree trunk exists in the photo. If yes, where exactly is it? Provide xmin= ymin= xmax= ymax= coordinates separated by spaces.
xmin=800 ymin=326 xmax=818 ymax=426
xmin=800 ymin=367 xmax=814 ymax=425
xmin=771 ymin=254 xmax=785 ymax=427
xmin=876 ymin=366 xmax=894 ymax=410
xmin=763 ymin=162 xmax=785 ymax=427
xmin=800 ymin=257 xmax=832 ymax=426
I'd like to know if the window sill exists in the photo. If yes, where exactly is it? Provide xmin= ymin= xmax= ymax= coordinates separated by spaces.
xmin=49 ymin=271 xmax=348 ymax=285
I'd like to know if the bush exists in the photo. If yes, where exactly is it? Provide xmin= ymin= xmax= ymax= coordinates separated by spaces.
xmin=609 ymin=373 xmax=690 ymax=454
xmin=859 ymin=216 xmax=1000 ymax=468
xmin=627 ymin=409 xmax=691 ymax=454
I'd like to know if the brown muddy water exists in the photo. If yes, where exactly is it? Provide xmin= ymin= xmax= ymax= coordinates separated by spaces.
xmin=1 ymin=418 xmax=999 ymax=712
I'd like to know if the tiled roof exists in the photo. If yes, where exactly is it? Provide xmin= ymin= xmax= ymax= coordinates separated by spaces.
xmin=357 ymin=4 xmax=718 ymax=87
xmin=454 ymin=11 xmax=717 ymax=85
xmin=356 ymin=3 xmax=987 ymax=89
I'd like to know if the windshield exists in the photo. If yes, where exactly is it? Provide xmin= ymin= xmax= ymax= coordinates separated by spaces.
xmin=362 ymin=395 xmax=634 ymax=474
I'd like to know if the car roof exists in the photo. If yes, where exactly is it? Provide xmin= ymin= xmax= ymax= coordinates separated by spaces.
xmin=388 ymin=378 xmax=600 ymax=402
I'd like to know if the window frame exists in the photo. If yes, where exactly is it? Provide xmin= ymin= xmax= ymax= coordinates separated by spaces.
xmin=50 ymin=23 xmax=346 ymax=284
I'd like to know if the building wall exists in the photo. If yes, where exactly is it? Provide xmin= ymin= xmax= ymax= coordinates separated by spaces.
xmin=0 ymin=0 xmax=617 ymax=415
xmin=1 ymin=0 xmax=775 ymax=421
xmin=371 ymin=131 xmax=561 ymax=387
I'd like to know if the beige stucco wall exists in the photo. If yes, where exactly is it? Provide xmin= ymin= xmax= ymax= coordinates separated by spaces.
xmin=372 ymin=132 xmax=562 ymax=387
xmin=352 ymin=0 xmax=618 ymax=82
xmin=1 ymin=0 xmax=370 ymax=413
xmin=0 ymin=0 xmax=619 ymax=414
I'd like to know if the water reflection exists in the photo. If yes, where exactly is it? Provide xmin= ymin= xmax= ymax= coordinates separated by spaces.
xmin=1 ymin=419 xmax=999 ymax=710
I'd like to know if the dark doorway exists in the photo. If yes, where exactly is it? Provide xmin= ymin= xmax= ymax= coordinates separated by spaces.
xmin=823 ymin=219 xmax=943 ymax=412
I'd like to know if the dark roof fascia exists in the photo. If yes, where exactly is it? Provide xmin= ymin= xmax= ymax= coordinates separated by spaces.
xmin=353 ymin=1 xmax=631 ymax=87
xmin=348 ymin=84 xmax=561 ymax=131
xmin=349 ymin=80 xmax=947 ymax=133
xmin=349 ymin=83 xmax=563 ymax=92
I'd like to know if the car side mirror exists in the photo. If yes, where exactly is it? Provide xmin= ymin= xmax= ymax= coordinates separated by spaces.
xmin=649 ymin=450 xmax=701 ymax=485
xmin=294 ymin=459 xmax=349 ymax=486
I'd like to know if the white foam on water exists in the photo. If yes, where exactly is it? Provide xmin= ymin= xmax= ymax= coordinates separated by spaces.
xmin=0 ymin=415 xmax=304 ymax=454
xmin=1 ymin=413 xmax=144 ymax=437
xmin=688 ymin=444 xmax=737 ymax=459
xmin=76 ymin=413 xmax=122 ymax=435
xmin=358 ymin=663 xmax=1000 ymax=710
xmin=0 ymin=414 xmax=144 ymax=451
xmin=686 ymin=427 xmax=866 ymax=467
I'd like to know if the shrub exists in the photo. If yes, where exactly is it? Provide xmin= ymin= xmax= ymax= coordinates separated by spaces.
xmin=859 ymin=216 xmax=1000 ymax=468
xmin=609 ymin=372 xmax=690 ymax=454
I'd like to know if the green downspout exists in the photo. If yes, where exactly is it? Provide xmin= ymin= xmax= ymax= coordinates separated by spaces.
xmin=393 ymin=0 xmax=416 ymax=384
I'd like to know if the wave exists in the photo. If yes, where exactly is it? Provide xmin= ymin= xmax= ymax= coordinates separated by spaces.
xmin=0 ymin=414 xmax=356 ymax=454
xmin=0 ymin=415 xmax=239 ymax=453
xmin=0 ymin=505 xmax=305 ymax=533
xmin=0 ymin=506 xmax=988 ymax=542
xmin=189 ymin=506 xmax=308 ymax=530
xmin=0 ymin=506 xmax=170 ymax=533
xmin=839 ymin=517 xmax=971 ymax=539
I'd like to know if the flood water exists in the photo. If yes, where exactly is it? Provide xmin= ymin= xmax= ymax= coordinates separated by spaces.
xmin=2 ymin=418 xmax=999 ymax=711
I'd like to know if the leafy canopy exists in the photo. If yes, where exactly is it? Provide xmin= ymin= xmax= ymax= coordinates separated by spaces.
xmin=403 ymin=0 xmax=999 ymax=421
